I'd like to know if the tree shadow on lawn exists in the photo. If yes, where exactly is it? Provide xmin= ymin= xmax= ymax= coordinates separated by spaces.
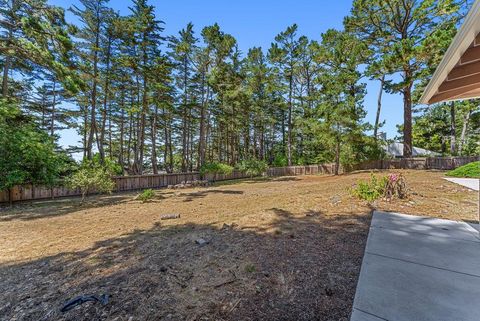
xmin=0 ymin=194 xmax=138 ymax=222
xmin=0 ymin=209 xmax=371 ymax=321
xmin=0 ymin=176 xmax=304 ymax=222
xmin=211 ymin=176 xmax=301 ymax=188
xmin=180 ymin=189 xmax=244 ymax=202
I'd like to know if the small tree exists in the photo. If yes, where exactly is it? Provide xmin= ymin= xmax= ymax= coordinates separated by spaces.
xmin=199 ymin=162 xmax=233 ymax=182
xmin=0 ymin=101 xmax=64 ymax=204
xmin=237 ymin=159 xmax=269 ymax=178
xmin=66 ymin=159 xmax=116 ymax=202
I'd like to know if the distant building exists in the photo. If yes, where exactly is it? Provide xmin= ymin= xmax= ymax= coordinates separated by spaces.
xmin=376 ymin=132 xmax=387 ymax=141
xmin=383 ymin=142 xmax=440 ymax=158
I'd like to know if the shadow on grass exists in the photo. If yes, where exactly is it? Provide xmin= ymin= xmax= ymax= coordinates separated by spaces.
xmin=211 ymin=176 xmax=302 ymax=188
xmin=0 ymin=194 xmax=135 ymax=222
xmin=0 ymin=175 xmax=311 ymax=221
xmin=179 ymin=189 xmax=245 ymax=202
xmin=0 ymin=209 xmax=371 ymax=321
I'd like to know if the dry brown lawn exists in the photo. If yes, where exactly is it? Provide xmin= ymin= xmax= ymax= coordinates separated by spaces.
xmin=0 ymin=170 xmax=477 ymax=321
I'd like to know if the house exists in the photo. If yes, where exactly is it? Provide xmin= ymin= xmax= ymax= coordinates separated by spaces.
xmin=383 ymin=142 xmax=440 ymax=158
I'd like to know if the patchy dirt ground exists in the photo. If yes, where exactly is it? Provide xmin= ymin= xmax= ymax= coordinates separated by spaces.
xmin=0 ymin=170 xmax=477 ymax=321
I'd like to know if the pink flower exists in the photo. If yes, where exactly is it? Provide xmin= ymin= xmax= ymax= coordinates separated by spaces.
xmin=388 ymin=173 xmax=399 ymax=182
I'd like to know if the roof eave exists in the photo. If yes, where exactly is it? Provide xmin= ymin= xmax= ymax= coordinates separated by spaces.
xmin=419 ymin=0 xmax=480 ymax=105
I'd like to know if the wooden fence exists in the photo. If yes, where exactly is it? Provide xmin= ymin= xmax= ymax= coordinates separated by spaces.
xmin=266 ymin=164 xmax=338 ymax=176
xmin=1 ymin=156 xmax=478 ymax=203
xmin=0 ymin=170 xmax=252 ymax=203
xmin=350 ymin=156 xmax=479 ymax=171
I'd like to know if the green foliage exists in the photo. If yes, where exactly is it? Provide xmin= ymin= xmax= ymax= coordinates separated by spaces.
xmin=352 ymin=172 xmax=408 ymax=201
xmin=1 ymin=0 xmax=82 ymax=97
xmin=345 ymin=0 xmax=465 ymax=157
xmin=351 ymin=173 xmax=387 ymax=202
xmin=137 ymin=189 xmax=156 ymax=202
xmin=199 ymin=162 xmax=234 ymax=176
xmin=317 ymin=29 xmax=370 ymax=173
xmin=66 ymin=159 xmax=116 ymax=201
xmin=412 ymin=101 xmax=480 ymax=156
xmin=237 ymin=159 xmax=269 ymax=177
xmin=4 ymin=0 xmax=473 ymax=179
xmin=91 ymin=154 xmax=123 ymax=176
xmin=272 ymin=154 xmax=288 ymax=167
xmin=0 ymin=101 xmax=64 ymax=192
xmin=447 ymin=162 xmax=480 ymax=178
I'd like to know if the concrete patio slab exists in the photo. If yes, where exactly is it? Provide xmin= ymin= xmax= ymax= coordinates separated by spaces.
xmin=351 ymin=211 xmax=480 ymax=321
xmin=443 ymin=177 xmax=479 ymax=191
xmin=352 ymin=253 xmax=480 ymax=321
xmin=371 ymin=211 xmax=479 ymax=242
xmin=366 ymin=227 xmax=480 ymax=277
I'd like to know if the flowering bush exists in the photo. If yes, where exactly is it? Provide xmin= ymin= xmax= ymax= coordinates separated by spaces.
xmin=384 ymin=173 xmax=407 ymax=200
xmin=351 ymin=172 xmax=407 ymax=202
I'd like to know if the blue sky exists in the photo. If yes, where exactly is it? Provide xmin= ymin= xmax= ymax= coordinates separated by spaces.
xmin=51 ymin=0 xmax=405 ymax=151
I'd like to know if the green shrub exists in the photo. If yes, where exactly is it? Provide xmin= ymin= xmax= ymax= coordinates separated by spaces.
xmin=237 ymin=159 xmax=269 ymax=177
xmin=66 ymin=160 xmax=115 ymax=202
xmin=351 ymin=173 xmax=387 ymax=202
xmin=351 ymin=172 xmax=408 ymax=202
xmin=200 ymin=162 xmax=234 ymax=178
xmin=447 ymin=162 xmax=480 ymax=178
xmin=0 ymin=101 xmax=67 ymax=198
xmin=137 ymin=189 xmax=155 ymax=202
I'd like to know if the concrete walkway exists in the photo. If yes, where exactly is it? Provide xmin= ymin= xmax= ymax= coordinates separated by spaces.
xmin=443 ymin=177 xmax=479 ymax=191
xmin=351 ymin=211 xmax=480 ymax=321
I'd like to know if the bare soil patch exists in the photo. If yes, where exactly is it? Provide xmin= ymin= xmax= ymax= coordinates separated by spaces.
xmin=0 ymin=170 xmax=477 ymax=321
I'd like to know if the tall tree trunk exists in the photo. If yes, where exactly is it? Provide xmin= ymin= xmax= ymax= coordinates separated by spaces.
xmin=402 ymin=81 xmax=413 ymax=158
xmin=188 ymin=114 xmax=194 ymax=171
xmin=98 ymin=36 xmax=112 ymax=162
xmin=86 ymin=21 xmax=101 ymax=160
xmin=168 ymin=126 xmax=174 ymax=173
xmin=132 ymin=77 xmax=141 ymax=173
xmin=287 ymin=75 xmax=293 ymax=166
xmin=138 ymin=86 xmax=147 ymax=174
xmin=181 ymin=57 xmax=189 ymax=172
xmin=50 ymin=79 xmax=57 ymax=137
xmin=162 ymin=107 xmax=170 ymax=173
xmin=119 ymin=106 xmax=125 ymax=171
xmin=374 ymin=74 xmax=385 ymax=140
xmin=198 ymin=72 xmax=209 ymax=170
xmin=150 ymin=104 xmax=158 ymax=174
xmin=459 ymin=107 xmax=472 ymax=155
xmin=334 ymin=135 xmax=340 ymax=176
xmin=181 ymin=110 xmax=188 ymax=171
xmin=108 ymin=108 xmax=112 ymax=159
xmin=127 ymin=94 xmax=135 ymax=169
xmin=450 ymin=101 xmax=456 ymax=155
xmin=83 ymin=105 xmax=88 ymax=160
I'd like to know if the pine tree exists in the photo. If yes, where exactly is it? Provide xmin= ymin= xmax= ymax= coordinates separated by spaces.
xmin=345 ymin=0 xmax=465 ymax=157
xmin=268 ymin=24 xmax=300 ymax=166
